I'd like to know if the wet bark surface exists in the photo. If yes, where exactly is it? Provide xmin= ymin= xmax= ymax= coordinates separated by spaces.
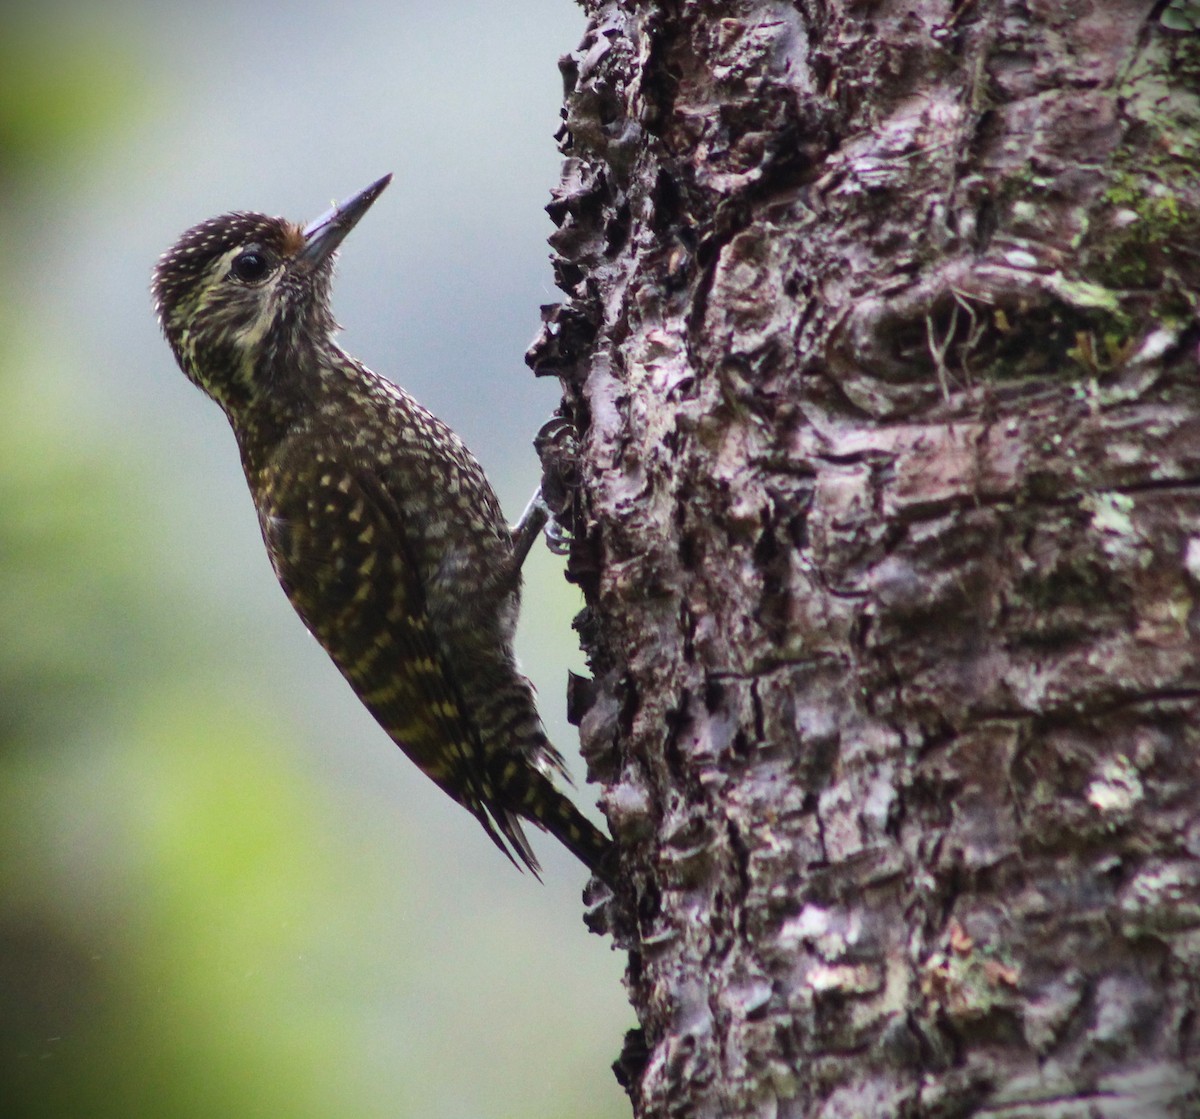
xmin=528 ymin=2 xmax=1200 ymax=1115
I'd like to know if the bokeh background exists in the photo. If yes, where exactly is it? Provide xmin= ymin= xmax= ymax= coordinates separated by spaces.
xmin=0 ymin=2 xmax=632 ymax=1117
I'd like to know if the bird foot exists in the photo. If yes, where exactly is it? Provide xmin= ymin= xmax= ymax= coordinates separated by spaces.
xmin=511 ymin=485 xmax=572 ymax=567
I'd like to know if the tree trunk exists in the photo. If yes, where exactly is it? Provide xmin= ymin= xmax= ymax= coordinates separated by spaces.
xmin=529 ymin=1 xmax=1200 ymax=1115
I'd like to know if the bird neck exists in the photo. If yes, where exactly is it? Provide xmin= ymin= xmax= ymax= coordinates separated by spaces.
xmin=226 ymin=337 xmax=356 ymax=480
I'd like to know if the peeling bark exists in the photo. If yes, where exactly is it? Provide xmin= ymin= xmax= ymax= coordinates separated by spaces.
xmin=529 ymin=2 xmax=1200 ymax=1116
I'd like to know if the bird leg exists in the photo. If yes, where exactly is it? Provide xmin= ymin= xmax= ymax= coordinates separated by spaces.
xmin=510 ymin=484 xmax=571 ymax=569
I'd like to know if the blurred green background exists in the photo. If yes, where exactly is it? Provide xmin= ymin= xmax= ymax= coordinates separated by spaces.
xmin=0 ymin=2 xmax=631 ymax=1117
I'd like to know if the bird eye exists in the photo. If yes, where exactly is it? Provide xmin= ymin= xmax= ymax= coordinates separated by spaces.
xmin=230 ymin=249 xmax=273 ymax=284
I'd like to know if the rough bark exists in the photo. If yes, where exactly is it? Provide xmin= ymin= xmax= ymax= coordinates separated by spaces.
xmin=529 ymin=1 xmax=1200 ymax=1116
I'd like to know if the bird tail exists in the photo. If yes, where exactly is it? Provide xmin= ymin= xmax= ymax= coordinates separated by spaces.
xmin=474 ymin=752 xmax=613 ymax=882
xmin=473 ymin=674 xmax=615 ymax=880
xmin=497 ymin=763 xmax=614 ymax=883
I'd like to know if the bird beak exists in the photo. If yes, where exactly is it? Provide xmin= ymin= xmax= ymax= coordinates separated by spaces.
xmin=299 ymin=173 xmax=393 ymax=267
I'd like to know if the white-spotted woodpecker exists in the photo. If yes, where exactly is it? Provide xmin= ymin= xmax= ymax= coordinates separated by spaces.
xmin=152 ymin=176 xmax=611 ymax=880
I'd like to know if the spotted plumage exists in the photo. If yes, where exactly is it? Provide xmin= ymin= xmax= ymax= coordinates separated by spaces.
xmin=152 ymin=175 xmax=611 ymax=879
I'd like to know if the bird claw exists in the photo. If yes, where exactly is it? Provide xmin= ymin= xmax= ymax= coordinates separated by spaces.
xmin=511 ymin=485 xmax=574 ymax=566
xmin=544 ymin=516 xmax=573 ymax=555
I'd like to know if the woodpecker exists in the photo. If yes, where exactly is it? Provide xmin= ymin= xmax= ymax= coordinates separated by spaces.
xmin=152 ymin=175 xmax=611 ymax=880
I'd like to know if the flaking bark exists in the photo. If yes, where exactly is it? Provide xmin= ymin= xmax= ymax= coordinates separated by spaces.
xmin=529 ymin=2 xmax=1200 ymax=1116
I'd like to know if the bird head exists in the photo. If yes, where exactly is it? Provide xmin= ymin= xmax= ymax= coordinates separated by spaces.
xmin=152 ymin=174 xmax=392 ymax=412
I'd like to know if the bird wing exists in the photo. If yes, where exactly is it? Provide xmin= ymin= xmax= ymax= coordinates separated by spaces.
xmin=258 ymin=443 xmax=540 ymax=873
